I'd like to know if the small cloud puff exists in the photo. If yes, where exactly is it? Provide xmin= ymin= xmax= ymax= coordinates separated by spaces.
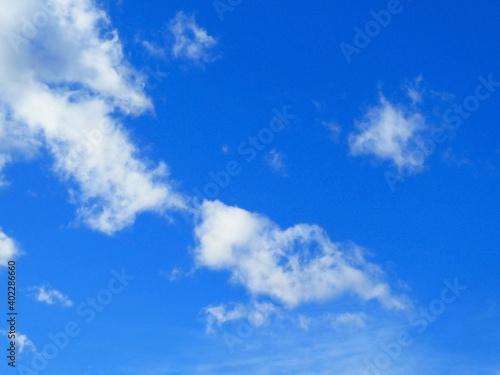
xmin=349 ymin=94 xmax=428 ymax=172
xmin=31 ymin=286 xmax=73 ymax=307
xmin=168 ymin=11 xmax=218 ymax=64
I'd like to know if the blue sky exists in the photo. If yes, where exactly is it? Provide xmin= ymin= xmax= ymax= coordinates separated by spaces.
xmin=0 ymin=0 xmax=499 ymax=374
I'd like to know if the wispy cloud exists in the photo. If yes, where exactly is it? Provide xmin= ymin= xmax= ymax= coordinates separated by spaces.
xmin=138 ymin=311 xmax=421 ymax=375
xmin=404 ymin=75 xmax=425 ymax=105
xmin=265 ymin=149 xmax=287 ymax=176
xmin=322 ymin=120 xmax=342 ymax=143
xmin=160 ymin=267 xmax=195 ymax=281
xmin=31 ymin=286 xmax=73 ymax=307
xmin=141 ymin=40 xmax=166 ymax=58
xmin=297 ymin=311 xmax=367 ymax=331
xmin=0 ymin=155 xmax=9 ymax=186
xmin=441 ymin=147 xmax=472 ymax=167
xmin=312 ymin=99 xmax=322 ymax=112
xmin=331 ymin=311 xmax=367 ymax=328
xmin=205 ymin=301 xmax=279 ymax=333
xmin=168 ymin=11 xmax=217 ymax=64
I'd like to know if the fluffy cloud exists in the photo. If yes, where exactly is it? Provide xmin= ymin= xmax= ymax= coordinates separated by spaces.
xmin=32 ymin=285 xmax=73 ymax=307
xmin=194 ymin=200 xmax=407 ymax=309
xmin=0 ymin=228 xmax=21 ymax=267
xmin=0 ymin=0 xmax=186 ymax=234
xmin=168 ymin=11 xmax=217 ymax=63
xmin=349 ymin=95 xmax=428 ymax=171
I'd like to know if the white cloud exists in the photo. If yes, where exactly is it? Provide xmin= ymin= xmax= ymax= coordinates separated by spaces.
xmin=0 ymin=0 xmax=187 ymax=234
xmin=193 ymin=200 xmax=408 ymax=310
xmin=205 ymin=301 xmax=279 ymax=333
xmin=141 ymin=40 xmax=165 ymax=58
xmin=266 ymin=149 xmax=287 ymax=176
xmin=349 ymin=95 xmax=428 ymax=171
xmin=0 ymin=228 xmax=21 ymax=267
xmin=168 ymin=11 xmax=217 ymax=63
xmin=32 ymin=285 xmax=73 ymax=307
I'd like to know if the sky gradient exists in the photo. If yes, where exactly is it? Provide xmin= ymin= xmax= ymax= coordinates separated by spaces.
xmin=0 ymin=0 xmax=499 ymax=374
